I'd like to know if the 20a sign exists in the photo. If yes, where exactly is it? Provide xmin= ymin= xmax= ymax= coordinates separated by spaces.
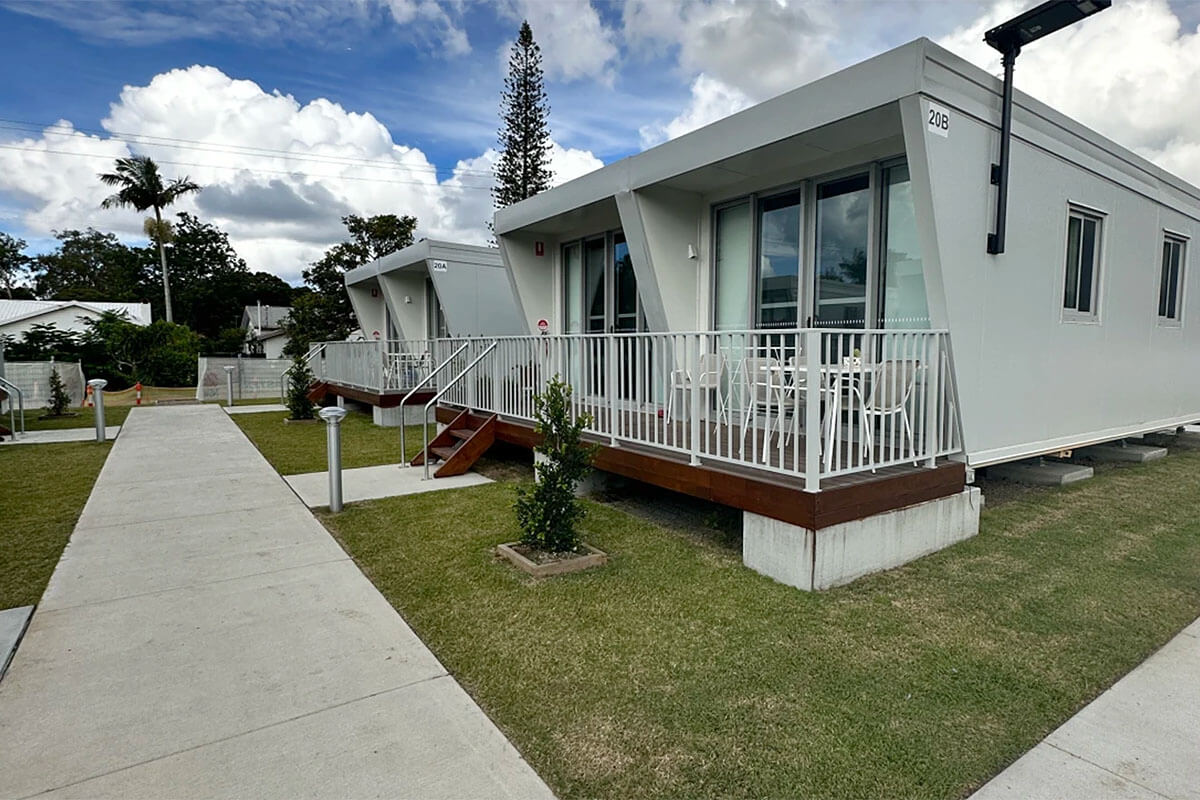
xmin=926 ymin=102 xmax=950 ymax=138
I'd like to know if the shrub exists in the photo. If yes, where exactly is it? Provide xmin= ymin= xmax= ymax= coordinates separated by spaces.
xmin=514 ymin=376 xmax=594 ymax=553
xmin=286 ymin=355 xmax=316 ymax=420
xmin=46 ymin=368 xmax=72 ymax=416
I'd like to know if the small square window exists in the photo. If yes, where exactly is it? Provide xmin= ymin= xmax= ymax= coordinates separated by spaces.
xmin=1063 ymin=208 xmax=1103 ymax=319
xmin=1158 ymin=235 xmax=1186 ymax=323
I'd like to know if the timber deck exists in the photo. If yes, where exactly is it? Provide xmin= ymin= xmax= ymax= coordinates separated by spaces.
xmin=435 ymin=405 xmax=964 ymax=530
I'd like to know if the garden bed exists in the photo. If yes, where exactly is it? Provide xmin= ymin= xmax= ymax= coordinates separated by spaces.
xmin=496 ymin=541 xmax=607 ymax=577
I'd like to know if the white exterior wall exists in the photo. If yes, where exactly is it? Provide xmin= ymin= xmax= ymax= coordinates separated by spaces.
xmin=345 ymin=241 xmax=526 ymax=340
xmin=261 ymin=335 xmax=288 ymax=361
xmin=904 ymin=50 xmax=1200 ymax=466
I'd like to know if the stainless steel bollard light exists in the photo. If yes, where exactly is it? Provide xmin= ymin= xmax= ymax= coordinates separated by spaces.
xmin=319 ymin=406 xmax=349 ymax=512
xmin=223 ymin=365 xmax=236 ymax=407
xmin=88 ymin=378 xmax=108 ymax=442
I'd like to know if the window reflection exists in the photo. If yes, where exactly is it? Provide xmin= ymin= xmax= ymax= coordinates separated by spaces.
xmin=880 ymin=164 xmax=929 ymax=328
xmin=814 ymin=174 xmax=870 ymax=328
xmin=757 ymin=191 xmax=802 ymax=329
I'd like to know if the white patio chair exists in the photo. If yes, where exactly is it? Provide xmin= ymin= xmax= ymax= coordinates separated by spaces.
xmin=738 ymin=355 xmax=787 ymax=454
xmin=666 ymin=351 xmax=728 ymax=424
xmin=852 ymin=360 xmax=921 ymax=465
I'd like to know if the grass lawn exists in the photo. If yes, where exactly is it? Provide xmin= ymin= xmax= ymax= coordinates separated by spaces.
xmin=232 ymin=407 xmax=432 ymax=474
xmin=18 ymin=405 xmax=132 ymax=432
xmin=318 ymin=450 xmax=1200 ymax=799
xmin=0 ymin=442 xmax=111 ymax=608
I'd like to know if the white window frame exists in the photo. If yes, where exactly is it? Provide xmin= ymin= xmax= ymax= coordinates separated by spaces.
xmin=1157 ymin=231 xmax=1188 ymax=327
xmin=1061 ymin=203 xmax=1106 ymax=324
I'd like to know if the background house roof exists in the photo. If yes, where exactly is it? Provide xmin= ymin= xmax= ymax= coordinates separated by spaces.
xmin=240 ymin=305 xmax=292 ymax=331
xmin=0 ymin=299 xmax=153 ymax=328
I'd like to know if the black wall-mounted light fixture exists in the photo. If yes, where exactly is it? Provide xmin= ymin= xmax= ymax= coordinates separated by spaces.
xmin=984 ymin=0 xmax=1110 ymax=255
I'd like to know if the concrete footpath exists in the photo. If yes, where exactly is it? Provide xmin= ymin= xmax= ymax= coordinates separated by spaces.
xmin=973 ymin=618 xmax=1200 ymax=800
xmin=0 ymin=405 xmax=553 ymax=800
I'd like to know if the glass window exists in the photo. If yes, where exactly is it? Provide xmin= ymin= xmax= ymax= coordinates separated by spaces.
xmin=757 ymin=190 xmax=802 ymax=329
xmin=613 ymin=233 xmax=639 ymax=331
xmin=1064 ymin=208 xmax=1102 ymax=317
xmin=880 ymin=164 xmax=929 ymax=328
xmin=584 ymin=238 xmax=606 ymax=333
xmin=426 ymin=279 xmax=448 ymax=339
xmin=1158 ymin=236 xmax=1186 ymax=321
xmin=814 ymin=174 xmax=871 ymax=328
xmin=714 ymin=202 xmax=752 ymax=331
xmin=563 ymin=242 xmax=582 ymax=333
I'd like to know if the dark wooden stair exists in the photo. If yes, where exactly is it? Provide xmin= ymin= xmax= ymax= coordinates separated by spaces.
xmin=305 ymin=381 xmax=330 ymax=403
xmin=410 ymin=409 xmax=496 ymax=477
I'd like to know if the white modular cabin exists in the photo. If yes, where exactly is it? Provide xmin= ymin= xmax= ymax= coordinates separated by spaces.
xmin=320 ymin=239 xmax=526 ymax=423
xmin=344 ymin=239 xmax=525 ymax=344
xmin=494 ymin=37 xmax=1200 ymax=472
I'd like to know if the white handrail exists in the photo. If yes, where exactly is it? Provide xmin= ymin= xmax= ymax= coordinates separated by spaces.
xmin=422 ymin=341 xmax=497 ymax=480
xmin=0 ymin=374 xmax=25 ymax=438
xmin=399 ymin=342 xmax=468 ymax=462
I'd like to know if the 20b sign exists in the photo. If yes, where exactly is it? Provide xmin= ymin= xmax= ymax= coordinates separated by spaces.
xmin=926 ymin=102 xmax=950 ymax=138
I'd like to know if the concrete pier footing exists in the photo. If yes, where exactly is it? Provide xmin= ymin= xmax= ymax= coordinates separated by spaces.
xmin=372 ymin=404 xmax=427 ymax=427
xmin=742 ymin=487 xmax=982 ymax=591
xmin=1077 ymin=441 xmax=1168 ymax=463
xmin=989 ymin=458 xmax=1093 ymax=486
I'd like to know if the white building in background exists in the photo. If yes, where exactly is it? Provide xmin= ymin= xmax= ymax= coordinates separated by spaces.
xmin=0 ymin=300 xmax=152 ymax=340
xmin=241 ymin=304 xmax=292 ymax=359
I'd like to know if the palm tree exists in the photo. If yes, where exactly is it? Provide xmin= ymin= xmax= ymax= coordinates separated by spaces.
xmin=99 ymin=156 xmax=200 ymax=323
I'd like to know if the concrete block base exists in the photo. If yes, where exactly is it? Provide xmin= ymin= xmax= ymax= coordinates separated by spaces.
xmin=372 ymin=404 xmax=427 ymax=427
xmin=989 ymin=458 xmax=1093 ymax=486
xmin=1077 ymin=441 xmax=1168 ymax=463
xmin=1138 ymin=430 xmax=1200 ymax=449
xmin=743 ymin=487 xmax=982 ymax=591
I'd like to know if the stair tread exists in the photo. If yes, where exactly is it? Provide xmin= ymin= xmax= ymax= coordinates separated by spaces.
xmin=431 ymin=445 xmax=459 ymax=460
xmin=448 ymin=428 xmax=474 ymax=440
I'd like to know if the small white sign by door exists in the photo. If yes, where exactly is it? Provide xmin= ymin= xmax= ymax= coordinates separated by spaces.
xmin=926 ymin=102 xmax=950 ymax=138
xmin=431 ymin=260 xmax=448 ymax=272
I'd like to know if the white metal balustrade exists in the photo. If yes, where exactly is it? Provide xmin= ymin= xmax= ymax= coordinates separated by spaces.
xmin=312 ymin=339 xmax=437 ymax=393
xmin=430 ymin=329 xmax=963 ymax=491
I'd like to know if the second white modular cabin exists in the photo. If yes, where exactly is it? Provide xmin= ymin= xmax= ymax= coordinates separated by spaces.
xmin=495 ymin=37 xmax=1200 ymax=472
xmin=325 ymin=239 xmax=525 ymax=424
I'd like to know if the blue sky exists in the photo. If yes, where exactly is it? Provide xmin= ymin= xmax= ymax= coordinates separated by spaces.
xmin=2 ymin=0 xmax=1198 ymax=283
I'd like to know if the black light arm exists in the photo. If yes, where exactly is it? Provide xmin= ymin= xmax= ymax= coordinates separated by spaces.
xmin=983 ymin=0 xmax=1110 ymax=255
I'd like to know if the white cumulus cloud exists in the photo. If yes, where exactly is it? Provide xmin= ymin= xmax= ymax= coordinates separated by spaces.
xmin=939 ymin=0 xmax=1200 ymax=186
xmin=496 ymin=0 xmax=620 ymax=83
xmin=0 ymin=65 xmax=602 ymax=283
xmin=638 ymin=73 xmax=752 ymax=148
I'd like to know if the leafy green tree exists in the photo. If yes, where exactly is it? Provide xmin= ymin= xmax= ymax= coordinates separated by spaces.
xmin=0 ymin=232 xmax=31 ymax=299
xmin=285 ymin=214 xmax=416 ymax=356
xmin=31 ymin=229 xmax=155 ymax=301
xmin=99 ymin=155 xmax=201 ymax=323
xmin=514 ymin=376 xmax=594 ymax=553
xmin=493 ymin=21 xmax=553 ymax=210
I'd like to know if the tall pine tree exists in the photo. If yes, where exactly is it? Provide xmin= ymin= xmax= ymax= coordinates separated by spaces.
xmin=493 ymin=21 xmax=553 ymax=209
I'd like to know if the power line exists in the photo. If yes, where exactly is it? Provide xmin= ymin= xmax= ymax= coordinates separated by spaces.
xmin=0 ymin=142 xmax=497 ymax=192
xmin=0 ymin=117 xmax=501 ymax=180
